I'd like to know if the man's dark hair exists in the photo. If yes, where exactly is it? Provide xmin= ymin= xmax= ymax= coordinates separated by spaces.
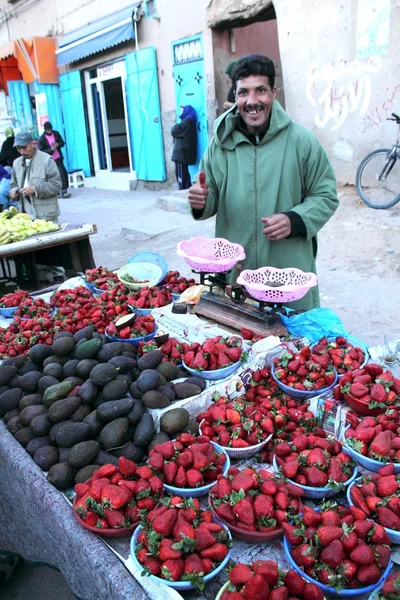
xmin=231 ymin=54 xmax=275 ymax=89
xmin=43 ymin=121 xmax=52 ymax=130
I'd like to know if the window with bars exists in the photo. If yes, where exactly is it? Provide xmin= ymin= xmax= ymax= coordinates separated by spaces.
xmin=173 ymin=38 xmax=203 ymax=65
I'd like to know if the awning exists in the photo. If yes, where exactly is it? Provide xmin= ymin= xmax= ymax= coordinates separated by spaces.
xmin=0 ymin=37 xmax=58 ymax=90
xmin=56 ymin=3 xmax=141 ymax=66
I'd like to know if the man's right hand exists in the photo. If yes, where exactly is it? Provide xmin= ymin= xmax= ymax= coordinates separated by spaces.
xmin=10 ymin=189 xmax=19 ymax=201
xmin=188 ymin=171 xmax=208 ymax=211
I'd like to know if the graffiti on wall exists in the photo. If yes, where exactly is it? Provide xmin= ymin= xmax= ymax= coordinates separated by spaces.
xmin=306 ymin=56 xmax=382 ymax=131
xmin=357 ymin=0 xmax=391 ymax=59
xmin=361 ymin=84 xmax=400 ymax=133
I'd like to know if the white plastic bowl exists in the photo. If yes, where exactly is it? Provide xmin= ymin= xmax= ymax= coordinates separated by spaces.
xmin=199 ymin=419 xmax=272 ymax=459
xmin=117 ymin=262 xmax=163 ymax=290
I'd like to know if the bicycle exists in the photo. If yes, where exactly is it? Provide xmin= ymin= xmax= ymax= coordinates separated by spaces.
xmin=356 ymin=112 xmax=400 ymax=209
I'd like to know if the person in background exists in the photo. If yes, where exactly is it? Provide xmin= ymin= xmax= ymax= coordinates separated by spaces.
xmin=223 ymin=61 xmax=237 ymax=110
xmin=188 ymin=54 xmax=339 ymax=311
xmin=171 ymin=105 xmax=197 ymax=190
xmin=38 ymin=121 xmax=71 ymax=199
xmin=0 ymin=164 xmax=12 ymax=210
xmin=0 ymin=127 xmax=20 ymax=168
xmin=10 ymin=131 xmax=61 ymax=222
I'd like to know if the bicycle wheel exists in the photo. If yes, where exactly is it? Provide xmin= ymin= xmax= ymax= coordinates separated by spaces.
xmin=356 ymin=148 xmax=400 ymax=209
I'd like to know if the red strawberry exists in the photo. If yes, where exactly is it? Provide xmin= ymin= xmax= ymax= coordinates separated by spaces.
xmin=302 ymin=508 xmax=321 ymax=528
xmin=291 ymin=543 xmax=316 ymax=568
xmin=374 ymin=543 xmax=391 ymax=569
xmin=382 ymin=572 xmax=400 ymax=598
xmin=74 ymin=483 xmax=90 ymax=498
xmin=243 ymin=573 xmax=270 ymax=600
xmin=184 ymin=553 xmax=204 ymax=575
xmin=152 ymin=508 xmax=178 ymax=536
xmin=164 ymin=462 xmax=178 ymax=485
xmin=317 ymin=526 xmax=343 ymax=546
xmin=376 ymin=506 xmax=400 ymax=530
xmin=186 ymin=469 xmax=204 ymax=488
xmin=159 ymin=538 xmax=182 ymax=561
xmin=350 ymin=544 xmax=375 ymax=565
xmin=269 ymin=586 xmax=288 ymax=600
xmin=140 ymin=553 xmax=161 ymax=576
xmin=100 ymin=485 xmax=131 ymax=509
xmin=356 ymin=563 xmax=382 ymax=585
xmin=215 ymin=503 xmax=235 ymax=523
xmin=303 ymin=582 xmax=324 ymax=600
xmin=148 ymin=451 xmax=164 ymax=470
xmin=320 ymin=539 xmax=344 ymax=568
xmin=200 ymin=543 xmax=229 ymax=562
xmin=342 ymin=530 xmax=358 ymax=553
xmin=284 ymin=569 xmax=305 ymax=596
xmin=103 ymin=508 xmax=126 ymax=528
xmin=231 ymin=472 xmax=255 ymax=492
xmin=195 ymin=526 xmax=216 ymax=551
xmin=307 ymin=467 xmax=328 ymax=488
xmin=117 ymin=456 xmax=136 ymax=477
xmin=254 ymin=495 xmax=274 ymax=520
xmin=215 ymin=478 xmax=232 ymax=498
xmin=252 ymin=560 xmax=278 ymax=586
xmin=370 ymin=431 xmax=392 ymax=459
xmin=282 ymin=523 xmax=304 ymax=546
xmin=233 ymin=498 xmax=255 ymax=525
xmin=377 ymin=475 xmax=399 ymax=497
xmin=161 ymin=558 xmax=185 ymax=581
xmin=341 ymin=558 xmax=358 ymax=583
xmin=321 ymin=509 xmax=341 ymax=527
xmin=229 ymin=563 xmax=253 ymax=586
xmin=370 ymin=524 xmax=392 ymax=545
xmin=174 ymin=466 xmax=187 ymax=488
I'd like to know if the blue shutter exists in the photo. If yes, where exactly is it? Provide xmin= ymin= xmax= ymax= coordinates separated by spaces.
xmin=59 ymin=71 xmax=91 ymax=176
xmin=8 ymin=81 xmax=34 ymax=131
xmin=36 ymin=83 xmax=66 ymax=142
xmin=125 ymin=47 xmax=166 ymax=181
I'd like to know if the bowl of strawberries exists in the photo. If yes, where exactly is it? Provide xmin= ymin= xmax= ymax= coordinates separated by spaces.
xmin=72 ymin=458 xmax=164 ymax=537
xmin=368 ymin=573 xmax=400 ymax=600
xmin=105 ymin=314 xmax=157 ymax=346
xmin=131 ymin=499 xmax=232 ymax=590
xmin=209 ymin=467 xmax=303 ymax=543
xmin=216 ymin=560 xmax=327 ymax=600
xmin=272 ymin=347 xmax=338 ymax=400
xmin=0 ymin=290 xmax=31 ymax=318
xmin=182 ymin=335 xmax=244 ymax=381
xmin=127 ymin=286 xmax=173 ymax=315
xmin=311 ymin=335 xmax=368 ymax=377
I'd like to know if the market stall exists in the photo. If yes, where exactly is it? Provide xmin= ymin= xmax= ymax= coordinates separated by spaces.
xmin=0 ymin=241 xmax=399 ymax=600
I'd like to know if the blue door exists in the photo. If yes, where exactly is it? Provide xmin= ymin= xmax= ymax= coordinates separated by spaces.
xmin=8 ymin=81 xmax=33 ymax=131
xmin=125 ymin=47 xmax=166 ymax=181
xmin=59 ymin=71 xmax=91 ymax=176
xmin=36 ymin=83 xmax=66 ymax=142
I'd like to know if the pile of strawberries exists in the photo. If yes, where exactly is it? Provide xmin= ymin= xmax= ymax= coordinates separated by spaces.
xmin=274 ymin=433 xmax=356 ymax=490
xmin=312 ymin=335 xmax=366 ymax=374
xmin=183 ymin=335 xmax=244 ymax=372
xmin=240 ymin=327 xmax=263 ymax=343
xmin=14 ymin=297 xmax=53 ymax=319
xmin=220 ymin=560 xmax=324 ymax=600
xmin=159 ymin=270 xmax=197 ymax=294
xmin=344 ymin=410 xmax=400 ymax=462
xmin=148 ymin=433 xmax=227 ymax=489
xmin=0 ymin=318 xmax=56 ymax=356
xmin=73 ymin=458 xmax=163 ymax=530
xmin=135 ymin=497 xmax=230 ymax=588
xmin=349 ymin=463 xmax=400 ymax=530
xmin=378 ymin=572 xmax=400 ymax=599
xmin=0 ymin=289 xmax=31 ymax=308
xmin=210 ymin=467 xmax=303 ymax=533
xmin=85 ymin=266 xmax=119 ymax=290
xmin=273 ymin=347 xmax=336 ymax=392
xmin=139 ymin=336 xmax=188 ymax=365
xmin=244 ymin=366 xmax=280 ymax=401
xmin=127 ymin=286 xmax=173 ymax=310
xmin=106 ymin=314 xmax=156 ymax=340
xmin=334 ymin=363 xmax=400 ymax=410
xmin=286 ymin=503 xmax=392 ymax=590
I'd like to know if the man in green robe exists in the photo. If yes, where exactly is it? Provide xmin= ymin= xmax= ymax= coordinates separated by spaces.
xmin=189 ymin=54 xmax=339 ymax=311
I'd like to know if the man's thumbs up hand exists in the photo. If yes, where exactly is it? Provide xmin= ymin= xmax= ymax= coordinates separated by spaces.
xmin=188 ymin=171 xmax=209 ymax=211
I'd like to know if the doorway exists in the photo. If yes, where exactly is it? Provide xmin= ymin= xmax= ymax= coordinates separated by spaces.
xmin=103 ymin=77 xmax=130 ymax=172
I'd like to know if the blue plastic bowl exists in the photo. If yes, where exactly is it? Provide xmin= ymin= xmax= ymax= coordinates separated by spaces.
xmin=0 ymin=306 xmax=18 ymax=318
xmin=182 ymin=359 xmax=241 ymax=381
xmin=128 ymin=304 xmax=152 ymax=316
xmin=130 ymin=518 xmax=232 ymax=591
xmin=341 ymin=425 xmax=400 ymax=474
xmin=272 ymin=455 xmax=358 ymax=499
xmin=82 ymin=279 xmax=96 ymax=294
xmin=105 ymin=326 xmax=158 ymax=347
xmin=283 ymin=537 xmax=392 ymax=598
xmin=368 ymin=585 xmax=383 ymax=600
xmin=271 ymin=364 xmax=338 ymax=400
xmin=347 ymin=477 xmax=400 ymax=544
xmin=163 ymin=441 xmax=230 ymax=498
xmin=311 ymin=335 xmax=369 ymax=377
xmin=126 ymin=251 xmax=167 ymax=285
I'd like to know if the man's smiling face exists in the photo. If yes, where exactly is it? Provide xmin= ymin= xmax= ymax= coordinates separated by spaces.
xmin=235 ymin=75 xmax=276 ymax=133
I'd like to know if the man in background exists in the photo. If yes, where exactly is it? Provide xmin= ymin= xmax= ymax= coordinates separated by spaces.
xmin=38 ymin=122 xmax=71 ymax=199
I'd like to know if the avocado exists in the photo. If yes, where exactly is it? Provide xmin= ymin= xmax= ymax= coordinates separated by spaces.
xmin=102 ymin=379 xmax=129 ymax=402
xmin=63 ymin=376 xmax=84 ymax=388
xmin=73 ymin=326 xmax=94 ymax=343
xmin=42 ymin=355 xmax=69 ymax=368
xmin=137 ymin=369 xmax=160 ymax=393
xmin=62 ymin=359 xmax=80 ymax=379
xmin=126 ymin=398 xmax=145 ymax=425
xmin=148 ymin=431 xmax=170 ymax=453
xmin=56 ymin=422 xmax=92 ymax=447
xmin=68 ymin=440 xmax=99 ymax=469
xmin=18 ymin=360 xmax=41 ymax=375
xmin=47 ymin=463 xmax=76 ymax=490
xmin=156 ymin=362 xmax=181 ymax=381
xmin=30 ymin=413 xmax=52 ymax=436
xmin=90 ymin=363 xmax=118 ymax=387
xmin=58 ymin=447 xmax=71 ymax=463
xmin=173 ymin=382 xmax=202 ymax=400
xmin=52 ymin=337 xmax=75 ymax=357
xmin=94 ymin=450 xmax=119 ymax=467
xmin=137 ymin=350 xmax=163 ymax=372
xmin=29 ymin=344 xmax=54 ymax=365
xmin=8 ymin=374 xmax=21 ymax=389
xmin=49 ymin=420 xmax=73 ymax=443
xmin=75 ymin=338 xmax=102 ymax=360
xmin=34 ymin=446 xmax=59 ymax=471
xmin=97 ymin=342 xmax=124 ymax=362
xmin=19 ymin=404 xmax=48 ymax=426
xmin=160 ymin=408 xmax=190 ymax=435
xmin=82 ymin=410 xmax=103 ymax=436
xmin=129 ymin=381 xmax=142 ymax=399
xmin=0 ymin=365 xmax=17 ymax=386
xmin=158 ymin=375 xmax=167 ymax=385
xmin=76 ymin=338 xmax=88 ymax=346
xmin=133 ymin=413 xmax=155 ymax=447
xmin=3 ymin=407 xmax=20 ymax=423
xmin=7 ymin=416 xmax=23 ymax=434
xmin=26 ymin=436 xmax=53 ymax=457
xmin=181 ymin=419 xmax=199 ymax=436
xmin=48 ymin=396 xmax=81 ymax=423
xmin=20 ymin=371 xmax=42 ymax=394
xmin=157 ymin=383 xmax=176 ymax=402
xmin=108 ymin=356 xmax=137 ymax=373
xmin=43 ymin=363 xmax=63 ymax=379
xmin=93 ymin=393 xmax=107 ymax=409
xmin=99 ymin=417 xmax=131 ymax=450
xmin=0 ymin=385 xmax=9 ymax=396
xmin=43 ymin=381 xmax=75 ymax=407
xmin=110 ymin=442 xmax=145 ymax=463
xmin=184 ymin=376 xmax=207 ymax=392
xmin=93 ymin=332 xmax=108 ymax=344
xmin=14 ymin=426 xmax=35 ymax=447
xmin=38 ymin=376 xmax=60 ymax=394
xmin=78 ymin=379 xmax=99 ymax=405
xmin=54 ymin=331 xmax=74 ymax=339
xmin=71 ymin=405 xmax=91 ymax=422
xmin=76 ymin=359 xmax=98 ymax=380
xmin=3 ymin=354 xmax=26 ymax=369
xmin=141 ymin=390 xmax=170 ymax=409
xmin=96 ymin=397 xmax=134 ymax=423
xmin=75 ymin=464 xmax=98 ymax=484
xmin=115 ymin=373 xmax=134 ymax=386
xmin=0 ymin=388 xmax=23 ymax=416
xmin=19 ymin=393 xmax=43 ymax=410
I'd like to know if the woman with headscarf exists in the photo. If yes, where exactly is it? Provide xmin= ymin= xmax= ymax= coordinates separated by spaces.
xmin=0 ymin=127 xmax=20 ymax=167
xmin=171 ymin=105 xmax=197 ymax=190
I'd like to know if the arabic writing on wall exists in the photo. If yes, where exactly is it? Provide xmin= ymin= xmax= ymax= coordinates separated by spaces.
xmin=361 ymin=84 xmax=400 ymax=133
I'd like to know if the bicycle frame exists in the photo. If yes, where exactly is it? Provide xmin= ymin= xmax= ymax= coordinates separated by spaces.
xmin=377 ymin=124 xmax=400 ymax=182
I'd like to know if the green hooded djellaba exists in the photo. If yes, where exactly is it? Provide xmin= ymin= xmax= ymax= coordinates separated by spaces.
xmin=192 ymin=101 xmax=339 ymax=311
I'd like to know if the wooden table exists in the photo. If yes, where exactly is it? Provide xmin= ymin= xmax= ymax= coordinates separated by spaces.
xmin=0 ymin=223 xmax=97 ymax=289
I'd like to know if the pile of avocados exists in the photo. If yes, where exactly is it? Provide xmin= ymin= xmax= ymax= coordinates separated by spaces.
xmin=0 ymin=328 xmax=202 ymax=490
